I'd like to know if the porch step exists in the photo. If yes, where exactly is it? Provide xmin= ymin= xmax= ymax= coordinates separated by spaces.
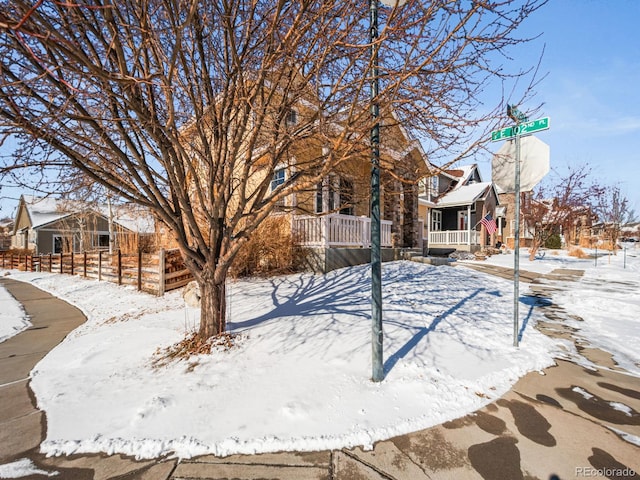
xmin=409 ymin=255 xmax=452 ymax=267
xmin=427 ymin=247 xmax=456 ymax=257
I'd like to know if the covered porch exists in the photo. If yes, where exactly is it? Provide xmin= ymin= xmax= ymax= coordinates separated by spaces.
xmin=428 ymin=229 xmax=480 ymax=250
xmin=292 ymin=213 xmax=393 ymax=248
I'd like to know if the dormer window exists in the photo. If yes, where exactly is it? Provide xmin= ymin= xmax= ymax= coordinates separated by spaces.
xmin=430 ymin=176 xmax=439 ymax=197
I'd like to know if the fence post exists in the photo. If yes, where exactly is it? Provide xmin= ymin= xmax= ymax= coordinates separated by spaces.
xmin=48 ymin=253 xmax=52 ymax=272
xmin=157 ymin=248 xmax=165 ymax=296
xmin=83 ymin=252 xmax=87 ymax=277
xmin=117 ymin=249 xmax=122 ymax=285
xmin=98 ymin=250 xmax=102 ymax=281
xmin=60 ymin=254 xmax=64 ymax=274
xmin=71 ymin=252 xmax=75 ymax=276
xmin=137 ymin=248 xmax=142 ymax=291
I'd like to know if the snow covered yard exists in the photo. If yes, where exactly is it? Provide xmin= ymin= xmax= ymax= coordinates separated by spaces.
xmin=1 ymin=249 xmax=637 ymax=460
xmin=466 ymin=246 xmax=640 ymax=376
xmin=0 ymin=281 xmax=30 ymax=342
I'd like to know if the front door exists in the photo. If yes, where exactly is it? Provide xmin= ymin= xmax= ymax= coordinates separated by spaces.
xmin=457 ymin=211 xmax=468 ymax=230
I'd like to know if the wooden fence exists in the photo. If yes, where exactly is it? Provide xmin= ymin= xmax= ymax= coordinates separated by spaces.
xmin=0 ymin=248 xmax=193 ymax=296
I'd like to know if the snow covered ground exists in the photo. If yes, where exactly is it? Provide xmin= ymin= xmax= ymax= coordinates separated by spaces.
xmin=467 ymin=245 xmax=640 ymax=376
xmin=0 ymin=246 xmax=638 ymax=460
xmin=0 ymin=281 xmax=30 ymax=343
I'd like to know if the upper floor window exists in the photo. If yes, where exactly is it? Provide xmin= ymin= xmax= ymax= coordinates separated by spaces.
xmin=271 ymin=168 xmax=285 ymax=191
xmin=430 ymin=176 xmax=439 ymax=197
xmin=285 ymin=109 xmax=298 ymax=127
xmin=418 ymin=178 xmax=428 ymax=196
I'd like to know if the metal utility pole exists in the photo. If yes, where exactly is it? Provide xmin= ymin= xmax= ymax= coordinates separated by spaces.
xmin=369 ymin=0 xmax=406 ymax=382
xmin=369 ymin=0 xmax=383 ymax=382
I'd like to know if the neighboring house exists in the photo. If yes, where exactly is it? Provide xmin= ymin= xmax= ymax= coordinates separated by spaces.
xmin=620 ymin=222 xmax=640 ymax=241
xmin=0 ymin=218 xmax=13 ymax=250
xmin=11 ymin=195 xmax=156 ymax=254
xmin=499 ymin=194 xmax=595 ymax=250
xmin=418 ymin=164 xmax=501 ymax=253
xmin=496 ymin=191 xmax=535 ymax=249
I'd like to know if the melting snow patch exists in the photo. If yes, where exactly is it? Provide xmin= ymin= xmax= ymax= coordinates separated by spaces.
xmin=572 ymin=386 xmax=594 ymax=399
xmin=0 ymin=458 xmax=58 ymax=478
xmin=607 ymin=426 xmax=640 ymax=447
xmin=609 ymin=401 xmax=633 ymax=416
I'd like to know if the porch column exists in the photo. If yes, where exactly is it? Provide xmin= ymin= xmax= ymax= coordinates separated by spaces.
xmin=480 ymin=206 xmax=487 ymax=247
xmin=322 ymin=176 xmax=330 ymax=212
xmin=423 ymin=207 xmax=433 ymax=251
xmin=321 ymin=215 xmax=329 ymax=247
xmin=467 ymin=204 xmax=472 ymax=249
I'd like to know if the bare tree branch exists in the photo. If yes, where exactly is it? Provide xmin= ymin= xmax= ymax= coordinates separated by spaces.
xmin=0 ymin=0 xmax=544 ymax=338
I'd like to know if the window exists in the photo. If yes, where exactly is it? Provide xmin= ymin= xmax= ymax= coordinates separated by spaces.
xmin=96 ymin=234 xmax=110 ymax=248
xmin=431 ymin=210 xmax=442 ymax=231
xmin=271 ymin=168 xmax=285 ymax=191
xmin=430 ymin=176 xmax=439 ymax=197
xmin=339 ymin=178 xmax=354 ymax=216
xmin=53 ymin=235 xmax=63 ymax=254
xmin=418 ymin=178 xmax=428 ymax=196
xmin=285 ymin=109 xmax=297 ymax=127
xmin=315 ymin=183 xmax=323 ymax=213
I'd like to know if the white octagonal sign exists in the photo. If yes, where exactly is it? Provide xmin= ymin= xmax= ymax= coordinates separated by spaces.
xmin=492 ymin=136 xmax=550 ymax=193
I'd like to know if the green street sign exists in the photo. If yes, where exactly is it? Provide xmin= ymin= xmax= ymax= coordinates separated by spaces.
xmin=491 ymin=117 xmax=550 ymax=142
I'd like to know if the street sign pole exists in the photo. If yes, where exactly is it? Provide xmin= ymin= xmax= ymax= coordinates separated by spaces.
xmin=508 ymin=105 xmax=527 ymax=348
xmin=492 ymin=107 xmax=551 ymax=348
xmin=513 ymin=121 xmax=521 ymax=348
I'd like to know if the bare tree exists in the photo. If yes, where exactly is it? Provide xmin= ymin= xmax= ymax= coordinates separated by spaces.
xmin=0 ymin=0 xmax=544 ymax=339
xmin=595 ymin=184 xmax=629 ymax=254
xmin=521 ymin=164 xmax=603 ymax=260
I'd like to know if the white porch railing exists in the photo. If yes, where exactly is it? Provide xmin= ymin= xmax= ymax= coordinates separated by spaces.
xmin=293 ymin=214 xmax=393 ymax=248
xmin=429 ymin=230 xmax=480 ymax=245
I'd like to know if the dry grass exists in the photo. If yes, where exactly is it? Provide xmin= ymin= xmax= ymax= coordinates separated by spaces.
xmin=568 ymin=246 xmax=590 ymax=259
xmin=152 ymin=331 xmax=242 ymax=371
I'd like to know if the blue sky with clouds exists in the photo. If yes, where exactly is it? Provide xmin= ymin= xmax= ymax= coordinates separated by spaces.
xmin=477 ymin=0 xmax=640 ymax=215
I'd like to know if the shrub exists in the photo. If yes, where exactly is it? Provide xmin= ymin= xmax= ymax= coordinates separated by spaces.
xmin=230 ymin=215 xmax=306 ymax=278
xmin=545 ymin=234 xmax=562 ymax=249
xmin=568 ymin=247 xmax=590 ymax=259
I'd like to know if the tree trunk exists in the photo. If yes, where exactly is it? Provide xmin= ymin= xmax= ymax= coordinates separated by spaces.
xmin=529 ymin=238 xmax=542 ymax=261
xmin=198 ymin=271 xmax=227 ymax=339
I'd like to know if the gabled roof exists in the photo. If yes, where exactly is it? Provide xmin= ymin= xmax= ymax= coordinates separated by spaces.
xmin=435 ymin=181 xmax=493 ymax=208
xmin=16 ymin=195 xmax=155 ymax=234
xmin=20 ymin=195 xmax=75 ymax=229
xmin=421 ymin=163 xmax=496 ymax=208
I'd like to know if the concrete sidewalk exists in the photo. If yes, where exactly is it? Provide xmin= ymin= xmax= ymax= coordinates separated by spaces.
xmin=1 ymin=268 xmax=639 ymax=479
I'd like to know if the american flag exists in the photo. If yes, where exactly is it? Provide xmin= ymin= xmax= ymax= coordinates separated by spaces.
xmin=480 ymin=213 xmax=497 ymax=236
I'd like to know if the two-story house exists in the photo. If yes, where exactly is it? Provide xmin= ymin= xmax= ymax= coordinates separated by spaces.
xmin=418 ymin=164 xmax=501 ymax=253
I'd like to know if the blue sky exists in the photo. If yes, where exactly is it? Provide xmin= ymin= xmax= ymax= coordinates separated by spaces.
xmin=477 ymin=0 xmax=640 ymax=216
